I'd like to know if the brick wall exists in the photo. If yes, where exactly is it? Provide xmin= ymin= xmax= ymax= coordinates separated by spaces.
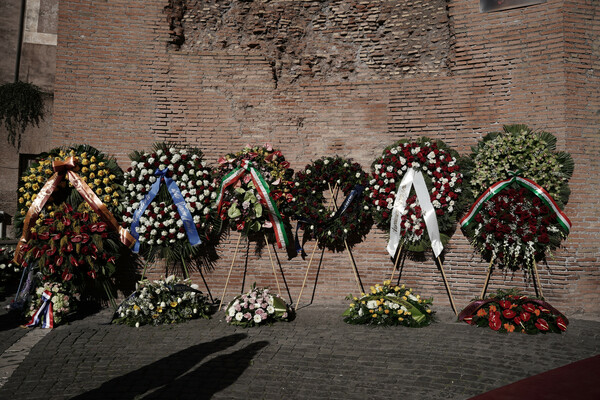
xmin=49 ymin=0 xmax=599 ymax=315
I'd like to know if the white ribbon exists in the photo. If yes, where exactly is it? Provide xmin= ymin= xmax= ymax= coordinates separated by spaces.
xmin=387 ymin=168 xmax=444 ymax=258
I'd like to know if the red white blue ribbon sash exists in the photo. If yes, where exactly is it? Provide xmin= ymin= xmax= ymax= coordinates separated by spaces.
xmin=25 ymin=290 xmax=54 ymax=329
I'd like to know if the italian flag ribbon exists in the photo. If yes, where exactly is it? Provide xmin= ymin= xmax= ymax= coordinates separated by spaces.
xmin=24 ymin=290 xmax=54 ymax=329
xmin=460 ymin=175 xmax=571 ymax=233
xmin=216 ymin=160 xmax=289 ymax=248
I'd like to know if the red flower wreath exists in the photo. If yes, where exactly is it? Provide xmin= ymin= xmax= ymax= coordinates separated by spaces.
xmin=366 ymin=138 xmax=468 ymax=253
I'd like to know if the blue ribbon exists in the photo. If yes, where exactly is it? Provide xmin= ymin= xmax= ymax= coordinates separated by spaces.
xmin=331 ymin=184 xmax=364 ymax=220
xmin=130 ymin=168 xmax=201 ymax=253
xmin=294 ymin=185 xmax=365 ymax=255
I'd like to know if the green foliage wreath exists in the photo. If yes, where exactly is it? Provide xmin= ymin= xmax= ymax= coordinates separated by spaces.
xmin=291 ymin=156 xmax=373 ymax=252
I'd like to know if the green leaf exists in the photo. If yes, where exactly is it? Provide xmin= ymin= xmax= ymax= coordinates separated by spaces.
xmin=234 ymin=187 xmax=246 ymax=195
xmin=244 ymin=191 xmax=257 ymax=203
xmin=227 ymin=204 xmax=241 ymax=219
xmin=249 ymin=221 xmax=261 ymax=231
xmin=254 ymin=203 xmax=263 ymax=218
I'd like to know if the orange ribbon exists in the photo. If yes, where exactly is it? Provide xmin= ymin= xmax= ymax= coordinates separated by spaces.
xmin=13 ymin=156 xmax=135 ymax=265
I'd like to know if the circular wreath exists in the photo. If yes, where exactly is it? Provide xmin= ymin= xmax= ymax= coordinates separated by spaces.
xmin=216 ymin=144 xmax=294 ymax=242
xmin=462 ymin=126 xmax=572 ymax=270
xmin=291 ymin=156 xmax=372 ymax=252
xmin=14 ymin=145 xmax=126 ymax=300
xmin=468 ymin=125 xmax=573 ymax=207
xmin=122 ymin=143 xmax=217 ymax=266
xmin=365 ymin=137 xmax=468 ymax=253
xmin=16 ymin=145 xmax=122 ymax=227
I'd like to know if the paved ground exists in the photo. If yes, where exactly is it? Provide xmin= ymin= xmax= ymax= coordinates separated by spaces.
xmin=0 ymin=302 xmax=599 ymax=400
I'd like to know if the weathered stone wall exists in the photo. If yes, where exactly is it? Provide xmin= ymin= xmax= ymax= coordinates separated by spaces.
xmin=40 ymin=0 xmax=600 ymax=315
xmin=181 ymin=0 xmax=451 ymax=84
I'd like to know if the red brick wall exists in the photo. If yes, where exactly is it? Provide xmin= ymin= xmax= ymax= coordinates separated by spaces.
xmin=51 ymin=0 xmax=600 ymax=315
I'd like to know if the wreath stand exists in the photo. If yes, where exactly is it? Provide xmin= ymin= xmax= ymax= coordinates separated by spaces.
xmin=139 ymin=251 xmax=216 ymax=304
xmin=389 ymin=243 xmax=458 ymax=315
xmin=295 ymin=183 xmax=365 ymax=311
xmin=218 ymin=231 xmax=287 ymax=310
xmin=479 ymin=257 xmax=544 ymax=300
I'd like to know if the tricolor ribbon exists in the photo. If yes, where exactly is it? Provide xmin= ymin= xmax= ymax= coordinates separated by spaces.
xmin=130 ymin=168 xmax=201 ymax=253
xmin=24 ymin=290 xmax=54 ymax=329
xmin=459 ymin=174 xmax=571 ymax=233
xmin=216 ymin=160 xmax=289 ymax=248
xmin=387 ymin=168 xmax=443 ymax=258
xmin=13 ymin=157 xmax=135 ymax=265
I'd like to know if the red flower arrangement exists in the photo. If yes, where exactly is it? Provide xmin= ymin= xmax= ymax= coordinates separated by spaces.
xmin=14 ymin=145 xmax=130 ymax=305
xmin=366 ymin=138 xmax=469 ymax=253
xmin=463 ymin=186 xmax=567 ymax=270
xmin=20 ymin=202 xmax=119 ymax=290
xmin=458 ymin=289 xmax=568 ymax=334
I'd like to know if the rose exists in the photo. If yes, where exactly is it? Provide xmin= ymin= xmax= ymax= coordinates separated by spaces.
xmin=368 ymin=138 xmax=466 ymax=253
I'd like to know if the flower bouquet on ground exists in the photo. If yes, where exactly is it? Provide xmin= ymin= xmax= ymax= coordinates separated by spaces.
xmin=343 ymin=280 xmax=434 ymax=327
xmin=215 ymin=144 xmax=294 ymax=248
xmin=458 ymin=289 xmax=568 ymax=334
xmin=26 ymin=281 xmax=76 ymax=326
xmin=224 ymin=284 xmax=293 ymax=327
xmin=112 ymin=275 xmax=211 ymax=327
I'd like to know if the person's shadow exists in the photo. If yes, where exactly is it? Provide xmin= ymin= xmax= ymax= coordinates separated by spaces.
xmin=71 ymin=333 xmax=267 ymax=399
xmin=144 ymin=340 xmax=269 ymax=399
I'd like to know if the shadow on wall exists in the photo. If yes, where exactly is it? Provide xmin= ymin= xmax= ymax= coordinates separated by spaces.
xmin=71 ymin=333 xmax=269 ymax=400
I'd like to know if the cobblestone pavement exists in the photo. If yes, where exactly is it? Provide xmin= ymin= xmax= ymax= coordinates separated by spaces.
xmin=0 ymin=305 xmax=599 ymax=400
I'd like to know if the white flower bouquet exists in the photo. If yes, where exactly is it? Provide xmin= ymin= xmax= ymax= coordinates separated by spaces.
xmin=224 ymin=284 xmax=293 ymax=327
xmin=26 ymin=281 xmax=76 ymax=326
xmin=112 ymin=275 xmax=212 ymax=327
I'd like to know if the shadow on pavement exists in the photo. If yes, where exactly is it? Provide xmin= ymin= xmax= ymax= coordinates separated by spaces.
xmin=70 ymin=333 xmax=258 ymax=400
xmin=0 ymin=310 xmax=23 ymax=332
xmin=145 ymin=340 xmax=269 ymax=399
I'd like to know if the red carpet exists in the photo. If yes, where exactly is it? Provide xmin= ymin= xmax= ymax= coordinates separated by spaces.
xmin=470 ymin=354 xmax=600 ymax=400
